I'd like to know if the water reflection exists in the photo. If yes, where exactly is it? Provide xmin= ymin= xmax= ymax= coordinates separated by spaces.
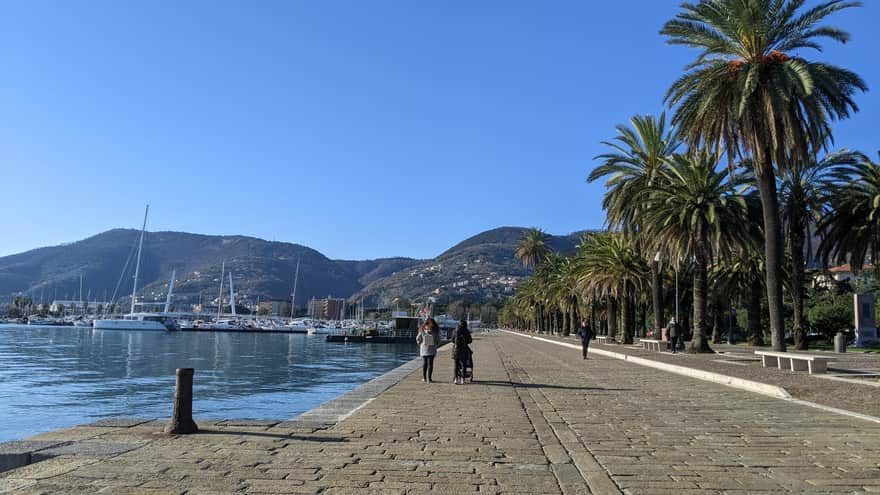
xmin=0 ymin=325 xmax=416 ymax=442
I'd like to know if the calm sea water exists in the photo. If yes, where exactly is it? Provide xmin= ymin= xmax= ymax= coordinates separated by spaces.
xmin=0 ymin=325 xmax=417 ymax=443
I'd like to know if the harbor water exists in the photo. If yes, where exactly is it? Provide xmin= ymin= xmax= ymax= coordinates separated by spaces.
xmin=0 ymin=324 xmax=417 ymax=443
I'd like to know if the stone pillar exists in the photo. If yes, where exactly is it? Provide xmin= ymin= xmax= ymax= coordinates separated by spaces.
xmin=853 ymin=293 xmax=879 ymax=348
xmin=164 ymin=368 xmax=198 ymax=434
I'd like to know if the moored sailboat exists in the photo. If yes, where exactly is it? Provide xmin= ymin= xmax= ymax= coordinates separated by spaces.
xmin=93 ymin=206 xmax=178 ymax=332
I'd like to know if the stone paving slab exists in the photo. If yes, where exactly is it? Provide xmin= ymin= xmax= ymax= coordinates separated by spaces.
xmin=2 ymin=333 xmax=880 ymax=494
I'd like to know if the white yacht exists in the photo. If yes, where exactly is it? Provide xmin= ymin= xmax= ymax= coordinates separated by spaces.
xmin=93 ymin=206 xmax=179 ymax=332
xmin=94 ymin=313 xmax=179 ymax=331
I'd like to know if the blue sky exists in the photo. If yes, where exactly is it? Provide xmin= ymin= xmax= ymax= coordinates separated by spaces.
xmin=1 ymin=1 xmax=877 ymax=260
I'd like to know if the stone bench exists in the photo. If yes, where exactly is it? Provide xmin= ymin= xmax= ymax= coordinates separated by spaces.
xmin=595 ymin=336 xmax=614 ymax=345
xmin=754 ymin=350 xmax=832 ymax=374
xmin=639 ymin=338 xmax=663 ymax=352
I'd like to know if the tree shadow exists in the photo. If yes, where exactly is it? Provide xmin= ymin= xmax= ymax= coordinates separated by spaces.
xmin=473 ymin=380 xmax=632 ymax=391
xmin=197 ymin=429 xmax=348 ymax=442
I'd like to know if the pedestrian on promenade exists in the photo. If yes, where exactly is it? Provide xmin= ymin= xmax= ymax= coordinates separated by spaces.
xmin=416 ymin=318 xmax=440 ymax=382
xmin=576 ymin=320 xmax=593 ymax=359
xmin=668 ymin=317 xmax=681 ymax=354
xmin=452 ymin=319 xmax=472 ymax=385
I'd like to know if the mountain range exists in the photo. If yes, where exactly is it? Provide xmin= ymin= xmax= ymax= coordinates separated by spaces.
xmin=0 ymin=227 xmax=585 ymax=310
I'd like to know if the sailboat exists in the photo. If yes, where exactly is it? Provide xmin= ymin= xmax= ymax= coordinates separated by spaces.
xmin=93 ymin=206 xmax=179 ymax=331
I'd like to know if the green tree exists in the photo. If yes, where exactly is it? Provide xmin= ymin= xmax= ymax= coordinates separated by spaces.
xmin=662 ymin=0 xmax=866 ymax=351
xmin=575 ymin=233 xmax=649 ymax=344
xmin=590 ymin=113 xmax=680 ymax=338
xmin=781 ymin=150 xmax=862 ymax=349
xmin=641 ymin=153 xmax=750 ymax=352
xmin=819 ymin=152 xmax=880 ymax=271
xmin=515 ymin=228 xmax=551 ymax=270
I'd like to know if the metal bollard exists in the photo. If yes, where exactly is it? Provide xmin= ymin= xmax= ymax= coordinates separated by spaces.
xmin=164 ymin=368 xmax=199 ymax=434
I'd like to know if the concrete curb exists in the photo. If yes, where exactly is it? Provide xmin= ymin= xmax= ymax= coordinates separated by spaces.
xmin=289 ymin=353 xmax=425 ymax=428
xmin=501 ymin=330 xmax=880 ymax=425
xmin=500 ymin=330 xmax=791 ymax=398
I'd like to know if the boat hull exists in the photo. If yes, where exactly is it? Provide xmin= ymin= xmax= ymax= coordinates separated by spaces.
xmin=92 ymin=319 xmax=170 ymax=331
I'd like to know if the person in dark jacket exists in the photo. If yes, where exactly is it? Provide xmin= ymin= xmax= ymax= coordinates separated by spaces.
xmin=575 ymin=320 xmax=593 ymax=359
xmin=668 ymin=317 xmax=681 ymax=354
xmin=451 ymin=320 xmax=472 ymax=385
xmin=416 ymin=318 xmax=440 ymax=382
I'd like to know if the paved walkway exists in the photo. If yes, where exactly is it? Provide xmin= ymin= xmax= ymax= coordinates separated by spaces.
xmin=518 ymin=331 xmax=880 ymax=417
xmin=2 ymin=332 xmax=880 ymax=494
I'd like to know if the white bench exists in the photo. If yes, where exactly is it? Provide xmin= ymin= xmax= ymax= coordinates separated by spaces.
xmin=639 ymin=338 xmax=663 ymax=352
xmin=595 ymin=336 xmax=614 ymax=345
xmin=754 ymin=351 xmax=832 ymax=374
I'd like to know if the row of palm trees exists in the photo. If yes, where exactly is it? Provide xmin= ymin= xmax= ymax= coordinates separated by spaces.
xmin=500 ymin=0 xmax=878 ymax=353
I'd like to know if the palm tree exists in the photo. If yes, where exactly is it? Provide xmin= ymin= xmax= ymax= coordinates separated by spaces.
xmin=819 ymin=152 xmax=880 ymax=271
xmin=516 ymin=228 xmax=551 ymax=270
xmin=575 ymin=233 xmax=649 ymax=344
xmin=641 ymin=152 xmax=751 ymax=352
xmin=590 ymin=113 xmax=680 ymax=339
xmin=781 ymin=150 xmax=862 ymax=349
xmin=662 ymin=0 xmax=867 ymax=352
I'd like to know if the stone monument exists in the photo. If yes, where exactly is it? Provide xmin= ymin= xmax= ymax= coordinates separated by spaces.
xmin=853 ymin=293 xmax=879 ymax=347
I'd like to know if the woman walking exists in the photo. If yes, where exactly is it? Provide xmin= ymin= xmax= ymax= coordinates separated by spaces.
xmin=452 ymin=319 xmax=472 ymax=385
xmin=416 ymin=318 xmax=440 ymax=382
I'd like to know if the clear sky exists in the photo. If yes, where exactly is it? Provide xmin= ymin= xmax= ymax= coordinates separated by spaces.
xmin=1 ymin=1 xmax=877 ymax=260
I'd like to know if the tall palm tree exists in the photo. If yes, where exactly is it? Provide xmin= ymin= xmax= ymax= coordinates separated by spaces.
xmin=575 ymin=233 xmax=649 ymax=344
xmin=819 ymin=152 xmax=880 ymax=271
xmin=590 ymin=113 xmax=680 ymax=339
xmin=781 ymin=150 xmax=862 ymax=349
xmin=516 ymin=228 xmax=551 ymax=270
xmin=641 ymin=152 xmax=751 ymax=352
xmin=662 ymin=0 xmax=867 ymax=352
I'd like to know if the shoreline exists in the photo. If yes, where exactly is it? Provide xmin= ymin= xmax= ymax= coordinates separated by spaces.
xmin=0 ymin=347 xmax=427 ymax=474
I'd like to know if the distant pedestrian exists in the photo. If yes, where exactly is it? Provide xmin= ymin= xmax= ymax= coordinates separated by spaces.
xmin=452 ymin=320 xmax=472 ymax=385
xmin=417 ymin=318 xmax=440 ymax=382
xmin=668 ymin=317 xmax=681 ymax=354
xmin=576 ymin=320 xmax=593 ymax=359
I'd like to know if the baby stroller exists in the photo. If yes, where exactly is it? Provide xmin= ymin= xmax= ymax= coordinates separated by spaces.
xmin=463 ymin=351 xmax=474 ymax=383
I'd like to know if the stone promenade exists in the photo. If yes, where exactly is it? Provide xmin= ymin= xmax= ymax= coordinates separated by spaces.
xmin=2 ymin=332 xmax=880 ymax=494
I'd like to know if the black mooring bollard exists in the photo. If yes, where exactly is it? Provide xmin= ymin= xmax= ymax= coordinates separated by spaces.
xmin=164 ymin=368 xmax=199 ymax=434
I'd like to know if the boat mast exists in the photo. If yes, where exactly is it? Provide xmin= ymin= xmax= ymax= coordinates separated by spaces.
xmin=229 ymin=272 xmax=236 ymax=317
xmin=217 ymin=261 xmax=225 ymax=319
xmin=290 ymin=257 xmax=300 ymax=319
xmin=164 ymin=270 xmax=176 ymax=314
xmin=130 ymin=205 xmax=149 ymax=315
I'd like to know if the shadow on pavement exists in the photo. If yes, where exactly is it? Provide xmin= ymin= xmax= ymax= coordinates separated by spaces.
xmin=198 ymin=429 xmax=349 ymax=442
xmin=473 ymin=380 xmax=632 ymax=391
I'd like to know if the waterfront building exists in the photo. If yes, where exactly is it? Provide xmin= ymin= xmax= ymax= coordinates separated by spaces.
xmin=308 ymin=297 xmax=345 ymax=320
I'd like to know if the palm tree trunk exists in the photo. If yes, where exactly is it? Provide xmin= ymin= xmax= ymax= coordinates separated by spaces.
xmin=748 ymin=278 xmax=764 ymax=346
xmin=711 ymin=298 xmax=721 ymax=344
xmin=561 ymin=308 xmax=569 ymax=337
xmin=621 ymin=295 xmax=634 ymax=345
xmin=606 ymin=299 xmax=617 ymax=340
xmin=690 ymin=249 xmax=712 ymax=353
xmin=652 ymin=261 xmax=663 ymax=337
xmin=756 ymin=169 xmax=787 ymax=351
xmin=789 ymin=220 xmax=808 ymax=350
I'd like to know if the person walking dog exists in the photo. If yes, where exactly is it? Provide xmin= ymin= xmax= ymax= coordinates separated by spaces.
xmin=576 ymin=320 xmax=593 ymax=359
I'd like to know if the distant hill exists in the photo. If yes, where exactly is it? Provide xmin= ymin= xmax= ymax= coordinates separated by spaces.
xmin=351 ymin=227 xmax=589 ymax=304
xmin=0 ymin=230 xmax=421 ymax=309
xmin=0 ymin=227 xmax=590 ymax=309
